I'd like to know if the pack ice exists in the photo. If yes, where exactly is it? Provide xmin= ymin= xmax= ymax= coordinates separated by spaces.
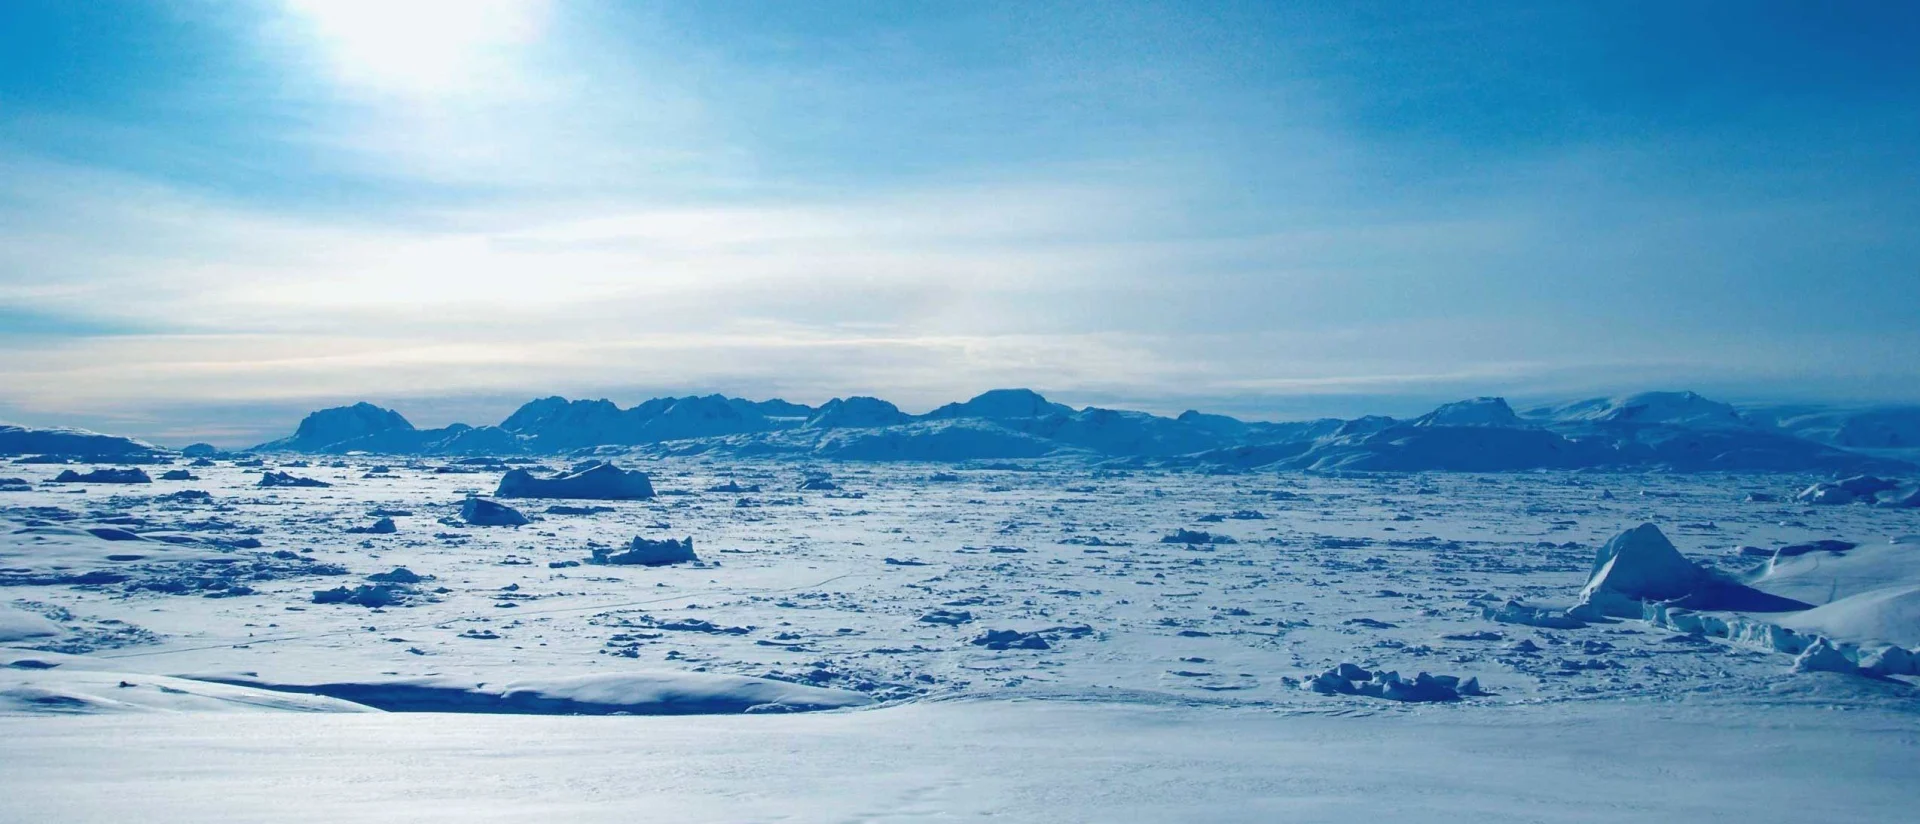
xmin=4 ymin=390 xmax=1919 ymax=820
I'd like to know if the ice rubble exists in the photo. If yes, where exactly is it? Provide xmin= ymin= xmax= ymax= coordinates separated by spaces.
xmin=311 ymin=583 xmax=408 ymax=608
xmin=345 ymin=516 xmax=397 ymax=534
xmin=590 ymin=536 xmax=697 ymax=566
xmin=494 ymin=462 xmax=656 ymax=500
xmin=50 ymin=468 xmax=151 ymax=484
xmin=1302 ymin=663 xmax=1483 ymax=702
xmin=257 ymin=470 xmax=329 ymax=488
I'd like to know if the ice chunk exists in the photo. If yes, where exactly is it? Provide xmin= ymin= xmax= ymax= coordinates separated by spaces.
xmin=591 ymin=536 xmax=696 ymax=566
xmin=258 ymin=471 xmax=329 ymax=488
xmin=460 ymin=498 xmax=529 ymax=527
xmin=495 ymin=462 xmax=655 ymax=500
xmin=50 ymin=468 xmax=151 ymax=484
xmin=1574 ymin=524 xmax=1701 ymax=618
xmin=1791 ymin=638 xmax=1856 ymax=674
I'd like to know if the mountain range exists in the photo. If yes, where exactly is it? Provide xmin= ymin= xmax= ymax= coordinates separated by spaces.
xmin=3 ymin=389 xmax=1913 ymax=473
xmin=220 ymin=389 xmax=1914 ymax=473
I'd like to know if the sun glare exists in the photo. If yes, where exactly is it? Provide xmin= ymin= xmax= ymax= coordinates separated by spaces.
xmin=285 ymin=0 xmax=546 ymax=95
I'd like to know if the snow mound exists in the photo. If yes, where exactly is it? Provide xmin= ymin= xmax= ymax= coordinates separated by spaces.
xmin=189 ymin=671 xmax=873 ymax=715
xmin=1776 ymin=585 xmax=1920 ymax=650
xmin=495 ymin=462 xmax=655 ymax=500
xmin=460 ymin=498 xmax=529 ymax=527
xmin=1745 ymin=538 xmax=1920 ymax=604
xmin=0 ymin=521 xmax=230 ymax=578
xmin=0 ymin=653 xmax=376 ymax=714
xmin=0 ymin=604 xmax=61 ymax=642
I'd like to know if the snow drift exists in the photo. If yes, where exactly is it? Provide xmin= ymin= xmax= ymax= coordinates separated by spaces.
xmin=189 ymin=671 xmax=873 ymax=715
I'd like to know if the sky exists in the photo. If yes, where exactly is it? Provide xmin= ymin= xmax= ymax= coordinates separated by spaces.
xmin=2 ymin=1 xmax=1918 ymax=446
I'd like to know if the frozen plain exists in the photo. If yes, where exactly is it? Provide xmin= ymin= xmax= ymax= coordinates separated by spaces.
xmin=3 ymin=456 xmax=1919 ymax=821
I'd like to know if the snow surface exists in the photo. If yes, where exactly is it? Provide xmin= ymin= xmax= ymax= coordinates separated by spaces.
xmin=3 ymin=446 xmax=1918 ymax=820
xmin=2 ymin=697 xmax=1916 ymax=822
xmin=1776 ymin=584 xmax=1920 ymax=648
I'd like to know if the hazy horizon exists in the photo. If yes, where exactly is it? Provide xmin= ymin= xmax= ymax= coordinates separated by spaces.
xmin=5 ymin=381 xmax=1911 ymax=450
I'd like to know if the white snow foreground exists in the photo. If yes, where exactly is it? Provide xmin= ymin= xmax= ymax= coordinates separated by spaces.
xmin=2 ymin=698 xmax=1916 ymax=823
xmin=186 ymin=670 xmax=872 ymax=715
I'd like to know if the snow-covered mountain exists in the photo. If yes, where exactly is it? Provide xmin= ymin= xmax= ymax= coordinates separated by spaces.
xmin=0 ymin=423 xmax=160 ymax=459
xmin=924 ymin=388 xmax=1075 ymax=421
xmin=236 ymin=389 xmax=1913 ymax=472
xmin=1528 ymin=391 xmax=1753 ymax=429
xmin=253 ymin=403 xmax=416 ymax=452
xmin=1766 ymin=406 xmax=1920 ymax=451
xmin=803 ymin=397 xmax=913 ymax=430
xmin=1412 ymin=397 xmax=1531 ymax=428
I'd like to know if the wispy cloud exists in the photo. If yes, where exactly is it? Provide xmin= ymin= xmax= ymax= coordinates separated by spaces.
xmin=2 ymin=2 xmax=1917 ymax=443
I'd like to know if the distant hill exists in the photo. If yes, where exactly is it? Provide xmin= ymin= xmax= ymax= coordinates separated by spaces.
xmin=233 ymin=388 xmax=1915 ymax=473
xmin=0 ymin=423 xmax=161 ymax=459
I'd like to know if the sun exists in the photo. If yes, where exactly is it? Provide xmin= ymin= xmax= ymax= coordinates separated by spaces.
xmin=285 ymin=0 xmax=547 ymax=95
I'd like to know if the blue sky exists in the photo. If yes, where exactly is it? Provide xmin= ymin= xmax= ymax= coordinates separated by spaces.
xmin=2 ymin=1 xmax=1917 ymax=444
